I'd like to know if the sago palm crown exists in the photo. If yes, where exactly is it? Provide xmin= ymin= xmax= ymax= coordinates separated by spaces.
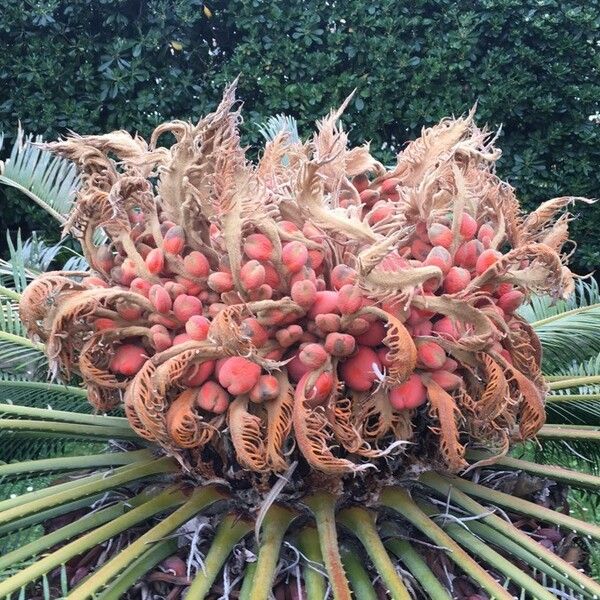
xmin=0 ymin=83 xmax=599 ymax=599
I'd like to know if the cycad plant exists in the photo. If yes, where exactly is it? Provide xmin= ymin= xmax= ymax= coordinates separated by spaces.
xmin=0 ymin=84 xmax=599 ymax=600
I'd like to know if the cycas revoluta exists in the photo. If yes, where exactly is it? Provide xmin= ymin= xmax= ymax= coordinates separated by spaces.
xmin=0 ymin=83 xmax=599 ymax=599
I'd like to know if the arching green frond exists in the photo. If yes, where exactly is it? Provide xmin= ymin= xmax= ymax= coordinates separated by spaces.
xmin=523 ymin=280 xmax=600 ymax=365
xmin=0 ymin=127 xmax=79 ymax=224
xmin=0 ymin=380 xmax=88 ymax=412
xmin=544 ymin=353 xmax=600 ymax=424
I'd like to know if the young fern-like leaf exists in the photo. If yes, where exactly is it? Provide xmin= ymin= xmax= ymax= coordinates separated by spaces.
xmin=0 ymin=128 xmax=79 ymax=224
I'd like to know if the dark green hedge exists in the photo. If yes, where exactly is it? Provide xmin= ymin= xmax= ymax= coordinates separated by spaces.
xmin=1 ymin=0 xmax=598 ymax=271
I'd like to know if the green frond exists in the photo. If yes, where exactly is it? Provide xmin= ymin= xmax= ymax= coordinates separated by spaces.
xmin=523 ymin=280 xmax=600 ymax=366
xmin=543 ymin=352 xmax=600 ymax=424
xmin=0 ymin=380 xmax=88 ymax=411
xmin=258 ymin=114 xmax=300 ymax=144
xmin=5 ymin=232 xmax=32 ymax=293
xmin=0 ymin=127 xmax=79 ymax=224
xmin=0 ymin=322 xmax=46 ymax=377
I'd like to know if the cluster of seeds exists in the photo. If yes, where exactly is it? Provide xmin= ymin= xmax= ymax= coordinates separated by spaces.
xmin=20 ymin=85 xmax=577 ymax=477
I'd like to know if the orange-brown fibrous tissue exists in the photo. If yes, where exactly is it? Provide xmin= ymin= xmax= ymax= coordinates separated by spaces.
xmin=20 ymin=82 xmax=581 ymax=477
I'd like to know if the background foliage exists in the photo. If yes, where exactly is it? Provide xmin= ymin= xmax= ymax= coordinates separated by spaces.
xmin=0 ymin=0 xmax=598 ymax=271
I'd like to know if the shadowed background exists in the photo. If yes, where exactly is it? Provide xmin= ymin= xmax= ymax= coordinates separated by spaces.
xmin=0 ymin=0 xmax=598 ymax=272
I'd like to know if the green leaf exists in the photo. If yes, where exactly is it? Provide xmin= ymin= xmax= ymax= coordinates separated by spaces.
xmin=0 ymin=127 xmax=79 ymax=224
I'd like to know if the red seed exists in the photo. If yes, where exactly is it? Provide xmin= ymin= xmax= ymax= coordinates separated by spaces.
xmin=459 ymin=213 xmax=478 ymax=239
xmin=185 ymin=315 xmax=210 ymax=341
xmin=475 ymin=249 xmax=502 ymax=275
xmin=305 ymin=372 xmax=335 ymax=405
xmin=338 ymin=284 xmax=363 ymax=315
xmin=424 ymin=246 xmax=452 ymax=275
xmin=496 ymin=282 xmax=513 ymax=296
xmin=95 ymin=245 xmax=114 ymax=272
xmin=196 ymin=381 xmax=230 ymax=414
xmin=368 ymin=203 xmax=393 ymax=224
xmin=377 ymin=346 xmax=393 ymax=367
xmin=83 ymin=276 xmax=109 ymax=288
xmin=240 ymin=260 xmax=266 ymax=290
xmin=477 ymin=223 xmax=495 ymax=246
xmin=443 ymin=266 xmax=471 ymax=294
xmin=151 ymin=329 xmax=172 ymax=351
xmin=164 ymin=281 xmax=186 ymax=299
xmin=411 ymin=238 xmax=432 ymax=261
xmin=160 ymin=555 xmax=187 ymax=578
xmin=291 ymin=279 xmax=317 ymax=308
xmin=287 ymin=352 xmax=311 ymax=382
xmin=240 ymin=318 xmax=268 ymax=348
xmin=407 ymin=307 xmax=431 ymax=325
xmin=412 ymin=320 xmax=433 ymax=336
xmin=110 ymin=266 xmax=130 ymax=286
xmin=121 ymin=258 xmax=138 ymax=283
xmin=279 ymin=220 xmax=300 ymax=233
xmin=149 ymin=313 xmax=179 ymax=329
xmin=163 ymin=226 xmax=185 ymax=255
xmin=389 ymin=375 xmax=427 ymax=410
xmin=173 ymin=295 xmax=203 ymax=322
xmin=218 ymin=357 xmax=261 ymax=395
xmin=497 ymin=290 xmax=525 ymax=314
xmin=145 ymin=248 xmax=165 ymax=274
xmin=303 ymin=223 xmax=325 ymax=242
xmin=442 ymin=357 xmax=458 ymax=372
xmin=352 ymin=174 xmax=370 ymax=192
xmin=183 ymin=360 xmax=215 ymax=386
xmin=299 ymin=343 xmax=329 ymax=368
xmin=160 ymin=220 xmax=176 ymax=236
xmin=415 ymin=221 xmax=430 ymax=242
xmin=174 ymin=276 xmax=202 ymax=296
xmin=331 ymin=265 xmax=357 ymax=290
xmin=357 ymin=320 xmax=386 ymax=347
xmin=381 ymin=251 xmax=410 ymax=271
xmin=173 ymin=333 xmax=192 ymax=345
xmin=249 ymin=374 xmax=280 ymax=403
xmin=116 ymin=301 xmax=142 ymax=321
xmin=95 ymin=318 xmax=116 ymax=331
xmin=345 ymin=317 xmax=370 ymax=336
xmin=149 ymin=284 xmax=172 ymax=314
xmin=261 ymin=262 xmax=281 ymax=289
xmin=275 ymin=324 xmax=303 ymax=348
xmin=315 ymin=312 xmax=342 ymax=333
xmin=248 ymin=283 xmax=273 ymax=301
xmin=430 ymin=369 xmax=462 ymax=390
xmin=428 ymin=223 xmax=453 ymax=248
xmin=416 ymin=340 xmax=447 ymax=370
xmin=136 ymin=243 xmax=153 ymax=259
xmin=432 ymin=316 xmax=460 ymax=340
xmin=307 ymin=291 xmax=340 ymax=319
xmin=244 ymin=233 xmax=274 ymax=261
xmin=455 ymin=239 xmax=484 ymax=269
xmin=110 ymin=344 xmax=146 ymax=376
xmin=207 ymin=271 xmax=234 ymax=293
xmin=130 ymin=277 xmax=152 ymax=297
xmin=359 ymin=189 xmax=380 ymax=207
xmin=324 ymin=333 xmax=356 ymax=357
xmin=307 ymin=249 xmax=324 ymax=270
xmin=340 ymin=346 xmax=381 ymax=392
xmin=282 ymin=241 xmax=309 ymax=273
xmin=379 ymin=177 xmax=401 ymax=199
xmin=183 ymin=251 xmax=210 ymax=278
xmin=208 ymin=302 xmax=227 ymax=319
